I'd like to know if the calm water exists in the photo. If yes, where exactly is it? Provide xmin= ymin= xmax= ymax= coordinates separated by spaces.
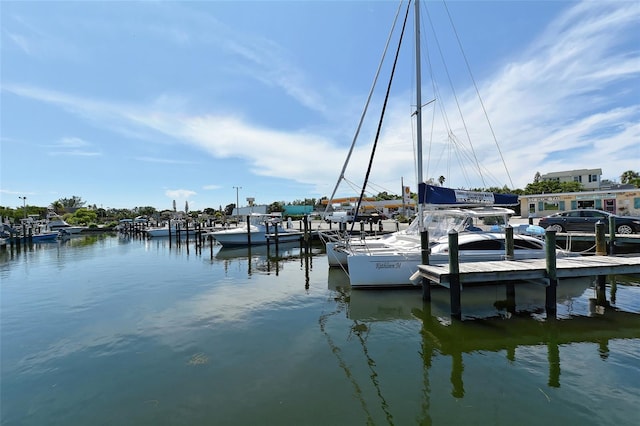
xmin=1 ymin=234 xmax=639 ymax=425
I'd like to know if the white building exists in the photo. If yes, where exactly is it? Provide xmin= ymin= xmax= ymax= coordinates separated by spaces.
xmin=541 ymin=168 xmax=602 ymax=190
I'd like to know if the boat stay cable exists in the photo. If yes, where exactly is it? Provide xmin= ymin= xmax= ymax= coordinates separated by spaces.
xmin=324 ymin=1 xmax=405 ymax=215
xmin=350 ymin=1 xmax=412 ymax=234
xmin=442 ymin=0 xmax=514 ymax=189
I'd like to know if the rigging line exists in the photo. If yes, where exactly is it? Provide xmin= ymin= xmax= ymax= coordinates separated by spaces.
xmin=351 ymin=0 xmax=412 ymax=234
xmin=442 ymin=0 xmax=514 ymax=189
xmin=422 ymin=2 xmax=485 ymax=187
xmin=422 ymin=2 xmax=465 ymax=184
xmin=353 ymin=322 xmax=395 ymax=425
xmin=324 ymin=0 xmax=405 ymax=214
xmin=318 ymin=305 xmax=375 ymax=423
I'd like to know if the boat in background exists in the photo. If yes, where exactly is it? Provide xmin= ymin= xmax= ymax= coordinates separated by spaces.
xmin=30 ymin=231 xmax=61 ymax=242
xmin=46 ymin=212 xmax=86 ymax=234
xmin=145 ymin=219 xmax=198 ymax=238
xmin=209 ymin=213 xmax=303 ymax=247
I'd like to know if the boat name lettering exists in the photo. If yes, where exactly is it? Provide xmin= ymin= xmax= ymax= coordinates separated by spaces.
xmin=375 ymin=262 xmax=402 ymax=269
xmin=453 ymin=190 xmax=495 ymax=204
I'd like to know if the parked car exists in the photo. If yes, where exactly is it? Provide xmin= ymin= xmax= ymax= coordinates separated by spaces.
xmin=538 ymin=209 xmax=640 ymax=234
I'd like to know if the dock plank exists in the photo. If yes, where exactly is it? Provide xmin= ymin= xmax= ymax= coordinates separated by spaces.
xmin=416 ymin=255 xmax=640 ymax=286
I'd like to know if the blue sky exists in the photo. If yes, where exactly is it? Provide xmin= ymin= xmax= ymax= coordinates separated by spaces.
xmin=1 ymin=0 xmax=639 ymax=211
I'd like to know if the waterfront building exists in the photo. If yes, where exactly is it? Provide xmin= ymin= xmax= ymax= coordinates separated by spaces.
xmin=521 ymin=188 xmax=640 ymax=217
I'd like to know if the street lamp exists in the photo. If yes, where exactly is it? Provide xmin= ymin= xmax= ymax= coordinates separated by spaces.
xmin=233 ymin=186 xmax=242 ymax=217
xmin=18 ymin=196 xmax=27 ymax=220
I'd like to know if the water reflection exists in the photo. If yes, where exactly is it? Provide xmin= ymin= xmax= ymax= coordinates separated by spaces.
xmin=0 ymin=233 xmax=113 ymax=264
xmin=327 ymin=269 xmax=640 ymax=401
xmin=213 ymin=241 xmax=322 ymax=279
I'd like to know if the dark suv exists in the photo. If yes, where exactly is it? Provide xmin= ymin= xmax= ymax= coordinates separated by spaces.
xmin=538 ymin=209 xmax=640 ymax=234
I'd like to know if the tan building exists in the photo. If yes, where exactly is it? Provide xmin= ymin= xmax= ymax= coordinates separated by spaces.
xmin=520 ymin=188 xmax=640 ymax=218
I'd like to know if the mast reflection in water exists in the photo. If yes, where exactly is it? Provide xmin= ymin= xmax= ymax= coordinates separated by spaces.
xmin=1 ymin=235 xmax=638 ymax=426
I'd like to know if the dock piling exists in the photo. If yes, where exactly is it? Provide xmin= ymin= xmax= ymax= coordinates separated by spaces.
xmin=421 ymin=229 xmax=430 ymax=301
xmin=448 ymin=230 xmax=461 ymax=320
xmin=545 ymin=229 xmax=558 ymax=317
xmin=505 ymin=225 xmax=514 ymax=261
xmin=608 ymin=217 xmax=616 ymax=255
xmin=595 ymin=221 xmax=606 ymax=255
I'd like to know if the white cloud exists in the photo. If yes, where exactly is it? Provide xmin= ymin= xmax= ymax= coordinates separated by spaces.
xmin=203 ymin=184 xmax=222 ymax=190
xmin=2 ymin=1 xmax=638 ymax=196
xmin=165 ymin=189 xmax=196 ymax=199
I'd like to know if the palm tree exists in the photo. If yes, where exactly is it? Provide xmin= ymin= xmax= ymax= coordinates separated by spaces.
xmin=49 ymin=201 xmax=65 ymax=215
xmin=621 ymin=170 xmax=639 ymax=184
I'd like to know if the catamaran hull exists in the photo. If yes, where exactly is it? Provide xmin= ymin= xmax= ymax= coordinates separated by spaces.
xmin=346 ymin=250 xmax=556 ymax=288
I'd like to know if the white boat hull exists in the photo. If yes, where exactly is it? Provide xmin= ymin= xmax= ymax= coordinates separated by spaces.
xmin=210 ymin=229 xmax=302 ymax=247
xmin=346 ymin=247 xmax=567 ymax=288
xmin=52 ymin=226 xmax=85 ymax=235
xmin=146 ymin=227 xmax=198 ymax=237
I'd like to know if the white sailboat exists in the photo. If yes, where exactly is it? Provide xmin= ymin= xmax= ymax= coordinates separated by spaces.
xmin=327 ymin=0 xmax=575 ymax=288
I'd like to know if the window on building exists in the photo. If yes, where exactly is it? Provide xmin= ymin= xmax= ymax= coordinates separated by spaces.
xmin=543 ymin=202 xmax=560 ymax=211
xmin=574 ymin=176 xmax=582 ymax=182
xmin=589 ymin=174 xmax=598 ymax=182
xmin=577 ymin=200 xmax=595 ymax=209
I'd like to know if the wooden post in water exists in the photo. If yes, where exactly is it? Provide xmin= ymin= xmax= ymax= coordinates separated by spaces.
xmin=595 ymin=221 xmax=606 ymax=256
xmin=246 ymin=215 xmax=251 ymax=245
xmin=596 ymin=220 xmax=608 ymax=306
xmin=504 ymin=225 xmax=516 ymax=313
xmin=421 ymin=229 xmax=430 ymax=301
xmin=266 ymin=221 xmax=271 ymax=250
xmin=274 ymin=221 xmax=279 ymax=252
xmin=504 ymin=225 xmax=514 ymax=261
xmin=168 ymin=220 xmax=172 ymax=248
xmin=448 ymin=230 xmax=461 ymax=320
xmin=303 ymin=215 xmax=309 ymax=245
xmin=545 ymin=229 xmax=558 ymax=317
xmin=608 ymin=216 xmax=616 ymax=255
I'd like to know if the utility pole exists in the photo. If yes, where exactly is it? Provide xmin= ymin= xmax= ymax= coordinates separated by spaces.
xmin=18 ymin=196 xmax=27 ymax=220
xmin=233 ymin=186 xmax=242 ymax=217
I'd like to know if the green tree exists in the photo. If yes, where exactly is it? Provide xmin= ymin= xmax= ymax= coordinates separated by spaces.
xmin=49 ymin=200 xmax=65 ymax=214
xmin=136 ymin=206 xmax=158 ymax=217
xmin=66 ymin=208 xmax=97 ymax=225
xmin=620 ymin=170 xmax=639 ymax=184
xmin=524 ymin=180 xmax=583 ymax=195
xmin=268 ymin=202 xmax=284 ymax=213
xmin=55 ymin=196 xmax=86 ymax=210
xmin=627 ymin=178 xmax=640 ymax=188
xmin=374 ymin=191 xmax=398 ymax=201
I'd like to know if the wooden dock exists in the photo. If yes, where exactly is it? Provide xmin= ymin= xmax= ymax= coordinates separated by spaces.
xmin=414 ymin=226 xmax=640 ymax=320
xmin=416 ymin=255 xmax=640 ymax=287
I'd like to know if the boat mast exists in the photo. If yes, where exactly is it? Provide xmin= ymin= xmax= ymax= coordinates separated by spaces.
xmin=414 ymin=0 xmax=424 ymax=231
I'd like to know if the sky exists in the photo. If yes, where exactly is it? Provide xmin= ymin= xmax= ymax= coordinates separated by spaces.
xmin=1 ymin=0 xmax=639 ymax=212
